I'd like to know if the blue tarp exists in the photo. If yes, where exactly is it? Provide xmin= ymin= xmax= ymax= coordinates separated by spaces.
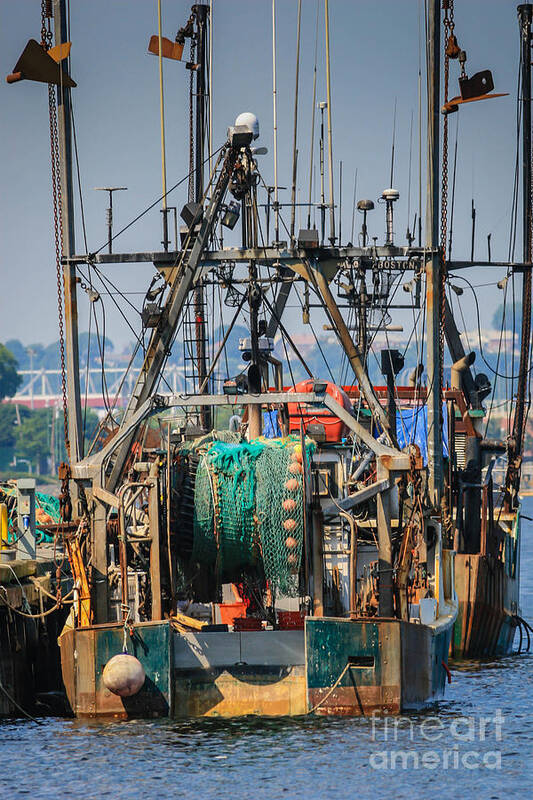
xmin=263 ymin=409 xmax=282 ymax=438
xmin=262 ymin=405 xmax=449 ymax=460
xmin=396 ymin=404 xmax=449 ymax=465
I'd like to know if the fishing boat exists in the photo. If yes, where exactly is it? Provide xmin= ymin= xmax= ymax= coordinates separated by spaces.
xmin=7 ymin=0 xmax=531 ymax=718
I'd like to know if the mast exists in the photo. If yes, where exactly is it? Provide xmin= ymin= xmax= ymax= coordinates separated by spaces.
xmin=289 ymin=0 xmax=302 ymax=246
xmin=194 ymin=3 xmax=211 ymax=430
xmin=54 ymin=0 xmax=83 ymax=464
xmin=324 ymin=0 xmax=335 ymax=244
xmin=425 ymin=0 xmax=443 ymax=506
xmin=510 ymin=3 xmax=533 ymax=497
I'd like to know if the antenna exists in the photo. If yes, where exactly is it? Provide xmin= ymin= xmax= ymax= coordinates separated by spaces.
xmin=407 ymin=109 xmax=413 ymax=243
xmin=389 ymin=98 xmax=397 ymax=188
xmin=272 ymin=0 xmax=279 ymax=245
xmin=339 ymin=160 xmax=343 ymax=245
xmin=471 ymin=197 xmax=476 ymax=260
xmin=350 ymin=168 xmax=358 ymax=244
xmin=94 ymin=187 xmax=127 ymax=254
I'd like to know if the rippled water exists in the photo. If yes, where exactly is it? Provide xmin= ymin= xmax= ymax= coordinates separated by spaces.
xmin=2 ymin=502 xmax=533 ymax=800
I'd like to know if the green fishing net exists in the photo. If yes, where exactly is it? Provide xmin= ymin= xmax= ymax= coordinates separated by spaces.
xmin=186 ymin=435 xmax=315 ymax=594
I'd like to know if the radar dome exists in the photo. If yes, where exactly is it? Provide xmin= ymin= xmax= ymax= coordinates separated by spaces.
xmin=235 ymin=112 xmax=259 ymax=140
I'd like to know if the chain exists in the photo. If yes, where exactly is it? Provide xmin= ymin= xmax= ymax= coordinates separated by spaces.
xmin=439 ymin=1 xmax=457 ymax=406
xmin=42 ymin=1 xmax=72 ymax=516
xmin=188 ymin=35 xmax=196 ymax=202
xmin=48 ymin=87 xmax=70 ymax=462
xmin=40 ymin=0 xmax=52 ymax=48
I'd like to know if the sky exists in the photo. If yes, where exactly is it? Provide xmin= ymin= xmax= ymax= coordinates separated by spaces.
xmin=0 ymin=0 xmax=525 ymax=353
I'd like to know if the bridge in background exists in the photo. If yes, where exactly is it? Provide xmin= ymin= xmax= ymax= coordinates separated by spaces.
xmin=4 ymin=366 xmax=187 ymax=411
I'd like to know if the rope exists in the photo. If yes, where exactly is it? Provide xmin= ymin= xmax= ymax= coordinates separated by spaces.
xmin=306 ymin=661 xmax=351 ymax=714
xmin=0 ymin=679 xmax=41 ymax=725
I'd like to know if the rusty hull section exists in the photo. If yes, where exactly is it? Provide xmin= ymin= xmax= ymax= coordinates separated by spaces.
xmin=452 ymin=553 xmax=519 ymax=658
xmin=306 ymin=617 xmax=453 ymax=716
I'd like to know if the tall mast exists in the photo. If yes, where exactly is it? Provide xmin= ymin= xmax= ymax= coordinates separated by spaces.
xmin=510 ymin=3 xmax=533 ymax=497
xmin=54 ymin=0 xmax=82 ymax=463
xmin=194 ymin=4 xmax=210 ymax=430
xmin=425 ymin=0 xmax=443 ymax=506
xmin=324 ymin=0 xmax=335 ymax=244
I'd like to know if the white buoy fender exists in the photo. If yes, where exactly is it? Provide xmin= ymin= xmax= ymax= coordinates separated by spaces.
xmin=102 ymin=653 xmax=145 ymax=697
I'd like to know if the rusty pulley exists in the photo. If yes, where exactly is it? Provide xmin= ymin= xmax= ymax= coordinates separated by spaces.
xmin=445 ymin=34 xmax=461 ymax=59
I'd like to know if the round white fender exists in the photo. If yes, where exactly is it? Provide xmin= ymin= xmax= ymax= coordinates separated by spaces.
xmin=102 ymin=653 xmax=145 ymax=697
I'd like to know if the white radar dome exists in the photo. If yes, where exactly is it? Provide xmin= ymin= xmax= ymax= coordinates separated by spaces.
xmin=235 ymin=112 xmax=259 ymax=140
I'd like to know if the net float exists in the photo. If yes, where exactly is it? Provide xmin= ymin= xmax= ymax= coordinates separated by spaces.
xmin=292 ymin=444 xmax=303 ymax=463
xmin=284 ymin=478 xmax=299 ymax=491
xmin=283 ymin=518 xmax=297 ymax=532
xmin=287 ymin=553 xmax=299 ymax=568
xmin=102 ymin=653 xmax=145 ymax=697
xmin=282 ymin=498 xmax=296 ymax=512
xmin=288 ymin=461 xmax=303 ymax=475
xmin=285 ymin=535 xmax=297 ymax=549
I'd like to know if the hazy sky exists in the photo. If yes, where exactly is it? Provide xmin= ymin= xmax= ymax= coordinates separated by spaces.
xmin=0 ymin=0 xmax=524 ymax=351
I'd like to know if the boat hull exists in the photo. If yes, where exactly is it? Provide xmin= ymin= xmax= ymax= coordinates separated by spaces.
xmin=452 ymin=552 xmax=519 ymax=658
xmin=452 ymin=506 xmax=520 ymax=659
xmin=306 ymin=617 xmax=454 ymax=715
xmin=59 ymin=615 xmax=454 ymax=718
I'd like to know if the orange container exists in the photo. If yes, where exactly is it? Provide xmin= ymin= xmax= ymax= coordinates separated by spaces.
xmin=286 ymin=380 xmax=353 ymax=443
xmin=218 ymin=602 xmax=247 ymax=625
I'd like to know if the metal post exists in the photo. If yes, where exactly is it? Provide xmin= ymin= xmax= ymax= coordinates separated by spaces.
xmin=512 ymin=4 xmax=533 ymax=471
xmin=91 ymin=487 xmax=108 ymax=623
xmin=290 ymin=0 xmax=302 ymax=246
xmin=95 ymin=187 xmax=127 ymax=254
xmin=312 ymin=508 xmax=324 ymax=616
xmin=15 ymin=479 xmax=36 ymax=561
xmin=149 ymin=466 xmax=162 ymax=620
xmin=425 ymin=0 xmax=443 ymax=506
xmin=54 ymin=0 xmax=83 ymax=465
xmin=376 ymin=461 xmax=394 ymax=617
xmin=324 ymin=0 xmax=335 ymax=244
xmin=319 ymin=102 xmax=326 ymax=244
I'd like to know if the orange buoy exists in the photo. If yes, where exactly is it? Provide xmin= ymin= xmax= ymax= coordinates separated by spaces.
xmin=285 ymin=535 xmax=297 ymax=549
xmin=282 ymin=498 xmax=296 ymax=512
xmin=283 ymin=518 xmax=297 ymax=532
xmin=288 ymin=461 xmax=303 ymax=475
xmin=287 ymin=552 xmax=299 ymax=568
xmin=292 ymin=444 xmax=303 ymax=463
xmin=284 ymin=478 xmax=299 ymax=491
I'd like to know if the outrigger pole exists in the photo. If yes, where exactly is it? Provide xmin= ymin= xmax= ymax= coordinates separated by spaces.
xmin=508 ymin=3 xmax=533 ymax=503
xmin=54 ymin=0 xmax=82 ymax=464
xmin=425 ymin=0 xmax=444 ymax=506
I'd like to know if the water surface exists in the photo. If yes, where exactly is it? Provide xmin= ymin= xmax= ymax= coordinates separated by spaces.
xmin=2 ymin=501 xmax=532 ymax=800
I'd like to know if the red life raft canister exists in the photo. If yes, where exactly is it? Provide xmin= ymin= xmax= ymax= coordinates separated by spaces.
xmin=286 ymin=380 xmax=353 ymax=442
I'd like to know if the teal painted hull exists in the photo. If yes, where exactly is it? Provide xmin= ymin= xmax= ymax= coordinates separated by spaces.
xmin=306 ymin=617 xmax=454 ymax=715
xmin=60 ymin=615 xmax=454 ymax=718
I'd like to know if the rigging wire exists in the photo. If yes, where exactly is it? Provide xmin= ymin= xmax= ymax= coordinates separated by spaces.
xmin=89 ymin=145 xmax=224 ymax=256
xmin=449 ymin=273 xmax=533 ymax=381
